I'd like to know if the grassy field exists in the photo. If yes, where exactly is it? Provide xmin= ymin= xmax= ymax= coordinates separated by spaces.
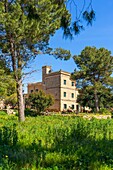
xmin=0 ymin=111 xmax=113 ymax=170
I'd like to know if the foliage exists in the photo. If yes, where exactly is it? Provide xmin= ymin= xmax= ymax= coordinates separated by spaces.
xmin=51 ymin=47 xmax=71 ymax=60
xmin=0 ymin=0 xmax=71 ymax=121
xmin=0 ymin=113 xmax=113 ymax=169
xmin=61 ymin=0 xmax=95 ymax=37
xmin=5 ymin=93 xmax=17 ymax=107
xmin=77 ymin=86 xmax=113 ymax=112
xmin=0 ymin=110 xmax=7 ymax=115
xmin=28 ymin=90 xmax=54 ymax=114
xmin=99 ymin=108 xmax=111 ymax=115
xmin=24 ymin=108 xmax=38 ymax=117
xmin=72 ymin=47 xmax=113 ymax=112
xmin=0 ymin=0 xmax=95 ymax=121
xmin=0 ymin=57 xmax=17 ymax=105
xmin=0 ymin=0 xmax=72 ymax=121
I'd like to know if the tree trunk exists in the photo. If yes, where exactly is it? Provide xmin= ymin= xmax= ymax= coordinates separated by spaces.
xmin=7 ymin=0 xmax=25 ymax=121
xmin=10 ymin=40 xmax=25 ymax=122
xmin=94 ymin=88 xmax=99 ymax=112
xmin=17 ymin=80 xmax=25 ymax=122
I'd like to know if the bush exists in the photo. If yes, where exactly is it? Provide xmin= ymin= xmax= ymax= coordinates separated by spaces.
xmin=0 ymin=110 xmax=7 ymax=115
xmin=25 ymin=108 xmax=38 ymax=117
xmin=27 ymin=90 xmax=54 ymax=114
xmin=99 ymin=108 xmax=111 ymax=115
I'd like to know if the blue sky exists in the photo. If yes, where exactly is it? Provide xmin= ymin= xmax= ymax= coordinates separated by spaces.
xmin=23 ymin=0 xmax=113 ymax=93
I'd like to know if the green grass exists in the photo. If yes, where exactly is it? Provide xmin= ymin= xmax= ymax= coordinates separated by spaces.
xmin=0 ymin=111 xmax=113 ymax=169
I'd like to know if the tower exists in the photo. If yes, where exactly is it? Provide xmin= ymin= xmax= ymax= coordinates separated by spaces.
xmin=42 ymin=66 xmax=51 ymax=84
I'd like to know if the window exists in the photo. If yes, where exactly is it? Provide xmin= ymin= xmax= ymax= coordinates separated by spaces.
xmin=64 ymin=92 xmax=66 ymax=97
xmin=72 ymin=93 xmax=74 ymax=98
xmin=64 ymin=104 xmax=67 ymax=109
xmin=64 ymin=80 xmax=66 ymax=85
xmin=72 ymin=105 xmax=74 ymax=109
xmin=72 ymin=82 xmax=74 ymax=86
xmin=31 ymin=90 xmax=33 ymax=93
xmin=76 ymin=105 xmax=79 ymax=111
xmin=35 ymin=89 xmax=38 ymax=92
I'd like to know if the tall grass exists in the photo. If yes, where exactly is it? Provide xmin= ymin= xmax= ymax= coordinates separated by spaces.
xmin=0 ymin=112 xmax=113 ymax=169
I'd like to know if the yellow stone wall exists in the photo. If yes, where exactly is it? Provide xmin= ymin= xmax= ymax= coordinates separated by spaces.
xmin=44 ymin=73 xmax=61 ymax=111
xmin=28 ymin=82 xmax=43 ymax=94
xmin=60 ymin=72 xmax=78 ymax=111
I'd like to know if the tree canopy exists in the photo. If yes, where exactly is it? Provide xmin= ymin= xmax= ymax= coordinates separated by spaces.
xmin=72 ymin=46 xmax=113 ymax=112
xmin=0 ymin=0 xmax=95 ymax=121
xmin=0 ymin=0 xmax=70 ymax=121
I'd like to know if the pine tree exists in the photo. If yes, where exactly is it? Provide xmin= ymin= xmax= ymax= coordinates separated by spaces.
xmin=0 ymin=0 xmax=95 ymax=121
xmin=72 ymin=47 xmax=113 ymax=112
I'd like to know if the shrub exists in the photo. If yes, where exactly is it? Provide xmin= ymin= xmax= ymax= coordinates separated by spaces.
xmin=0 ymin=110 xmax=7 ymax=115
xmin=99 ymin=108 xmax=111 ymax=115
xmin=27 ymin=90 xmax=54 ymax=114
xmin=25 ymin=108 xmax=37 ymax=117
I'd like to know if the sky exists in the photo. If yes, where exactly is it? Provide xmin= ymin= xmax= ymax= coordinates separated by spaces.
xmin=23 ymin=0 xmax=113 ymax=93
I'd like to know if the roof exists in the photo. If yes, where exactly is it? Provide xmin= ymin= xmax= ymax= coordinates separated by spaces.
xmin=45 ymin=69 xmax=71 ymax=77
xmin=28 ymin=82 xmax=42 ymax=86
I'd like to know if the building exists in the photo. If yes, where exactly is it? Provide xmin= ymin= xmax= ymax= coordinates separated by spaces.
xmin=27 ymin=66 xmax=80 ymax=112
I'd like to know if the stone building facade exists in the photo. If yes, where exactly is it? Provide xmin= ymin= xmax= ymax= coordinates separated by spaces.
xmin=27 ymin=66 xmax=79 ymax=112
